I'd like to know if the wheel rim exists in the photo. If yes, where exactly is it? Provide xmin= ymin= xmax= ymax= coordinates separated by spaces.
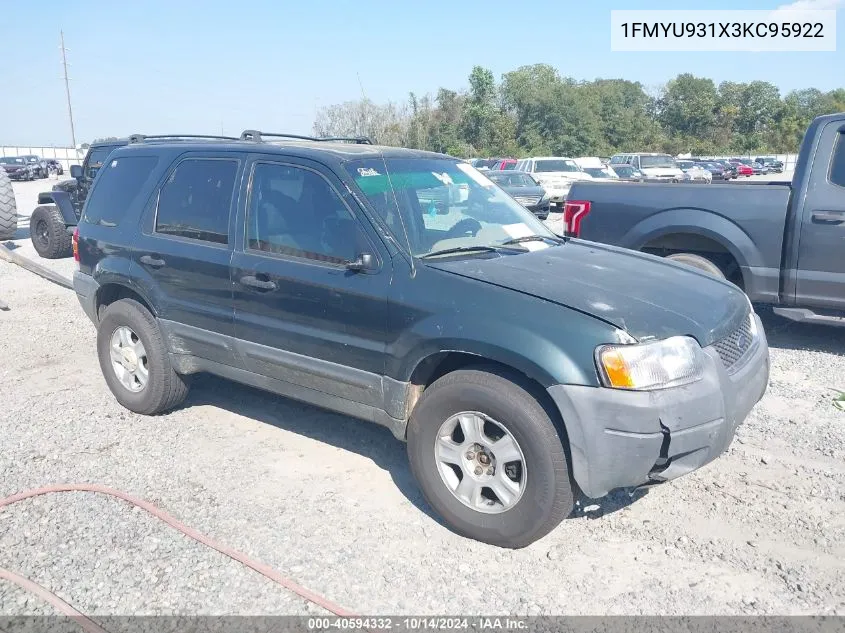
xmin=35 ymin=219 xmax=49 ymax=246
xmin=109 ymin=326 xmax=149 ymax=393
xmin=435 ymin=411 xmax=527 ymax=514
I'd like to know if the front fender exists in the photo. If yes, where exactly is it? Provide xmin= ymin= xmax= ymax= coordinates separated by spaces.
xmin=621 ymin=208 xmax=761 ymax=269
xmin=49 ymin=190 xmax=80 ymax=226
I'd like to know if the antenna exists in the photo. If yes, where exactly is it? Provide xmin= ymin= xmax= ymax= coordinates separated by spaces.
xmin=356 ymin=72 xmax=367 ymax=101
xmin=60 ymin=31 xmax=77 ymax=149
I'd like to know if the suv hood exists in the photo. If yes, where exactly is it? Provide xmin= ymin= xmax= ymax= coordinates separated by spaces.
xmin=426 ymin=240 xmax=748 ymax=346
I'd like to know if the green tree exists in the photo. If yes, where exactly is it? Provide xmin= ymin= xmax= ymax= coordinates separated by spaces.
xmin=658 ymin=74 xmax=718 ymax=142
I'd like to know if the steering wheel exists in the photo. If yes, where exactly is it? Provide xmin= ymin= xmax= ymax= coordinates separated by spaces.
xmin=447 ymin=218 xmax=482 ymax=238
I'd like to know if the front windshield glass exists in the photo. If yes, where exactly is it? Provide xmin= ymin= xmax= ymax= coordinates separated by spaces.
xmin=534 ymin=159 xmax=579 ymax=173
xmin=345 ymin=158 xmax=555 ymax=257
xmin=640 ymin=155 xmax=677 ymax=168
xmin=0 ymin=157 xmax=25 ymax=164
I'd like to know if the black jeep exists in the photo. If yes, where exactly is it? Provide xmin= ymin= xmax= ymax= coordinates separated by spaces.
xmin=30 ymin=140 xmax=127 ymax=258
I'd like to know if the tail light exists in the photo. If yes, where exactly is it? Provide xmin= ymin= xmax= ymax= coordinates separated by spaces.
xmin=72 ymin=227 xmax=80 ymax=263
xmin=563 ymin=200 xmax=591 ymax=237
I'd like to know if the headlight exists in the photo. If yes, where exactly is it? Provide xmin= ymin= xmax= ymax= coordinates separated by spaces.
xmin=596 ymin=336 xmax=704 ymax=391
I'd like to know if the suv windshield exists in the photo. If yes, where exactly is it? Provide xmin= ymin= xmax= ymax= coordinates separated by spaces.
xmin=639 ymin=155 xmax=677 ymax=168
xmin=345 ymin=158 xmax=555 ymax=257
xmin=534 ymin=159 xmax=580 ymax=173
xmin=0 ymin=157 xmax=25 ymax=164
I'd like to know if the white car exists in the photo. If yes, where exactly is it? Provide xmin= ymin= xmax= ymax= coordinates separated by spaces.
xmin=609 ymin=153 xmax=685 ymax=183
xmin=677 ymin=160 xmax=712 ymax=184
xmin=514 ymin=157 xmax=593 ymax=206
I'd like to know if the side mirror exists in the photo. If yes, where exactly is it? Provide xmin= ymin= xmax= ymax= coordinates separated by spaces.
xmin=70 ymin=164 xmax=83 ymax=179
xmin=346 ymin=253 xmax=376 ymax=272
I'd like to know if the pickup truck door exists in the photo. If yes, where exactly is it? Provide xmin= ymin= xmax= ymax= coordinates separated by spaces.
xmin=795 ymin=123 xmax=845 ymax=310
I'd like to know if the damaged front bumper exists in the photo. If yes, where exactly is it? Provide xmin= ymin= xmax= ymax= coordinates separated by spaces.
xmin=547 ymin=313 xmax=770 ymax=499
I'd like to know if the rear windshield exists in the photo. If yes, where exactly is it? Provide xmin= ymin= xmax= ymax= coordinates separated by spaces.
xmin=82 ymin=155 xmax=160 ymax=227
xmin=534 ymin=159 xmax=579 ymax=173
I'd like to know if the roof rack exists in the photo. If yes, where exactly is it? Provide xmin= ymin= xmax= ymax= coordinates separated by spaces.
xmin=239 ymin=130 xmax=373 ymax=145
xmin=128 ymin=134 xmax=241 ymax=144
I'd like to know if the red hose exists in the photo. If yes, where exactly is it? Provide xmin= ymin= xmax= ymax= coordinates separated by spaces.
xmin=0 ymin=484 xmax=357 ymax=621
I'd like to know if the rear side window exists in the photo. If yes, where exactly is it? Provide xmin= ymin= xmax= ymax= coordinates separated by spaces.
xmin=82 ymin=155 xmax=159 ymax=226
xmin=155 ymin=158 xmax=238 ymax=245
xmin=830 ymin=131 xmax=845 ymax=188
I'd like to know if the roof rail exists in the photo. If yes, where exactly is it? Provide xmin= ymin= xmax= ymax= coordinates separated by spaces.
xmin=239 ymin=130 xmax=373 ymax=145
xmin=128 ymin=134 xmax=241 ymax=144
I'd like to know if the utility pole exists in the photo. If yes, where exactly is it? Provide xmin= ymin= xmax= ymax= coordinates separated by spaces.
xmin=60 ymin=31 xmax=77 ymax=149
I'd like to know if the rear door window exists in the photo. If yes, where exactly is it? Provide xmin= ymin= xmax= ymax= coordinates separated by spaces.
xmin=82 ymin=155 xmax=160 ymax=226
xmin=154 ymin=158 xmax=238 ymax=245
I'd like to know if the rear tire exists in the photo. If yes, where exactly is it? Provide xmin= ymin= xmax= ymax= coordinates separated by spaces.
xmin=29 ymin=205 xmax=72 ymax=258
xmin=0 ymin=169 xmax=16 ymax=240
xmin=407 ymin=366 xmax=574 ymax=548
xmin=97 ymin=299 xmax=189 ymax=415
xmin=665 ymin=252 xmax=726 ymax=279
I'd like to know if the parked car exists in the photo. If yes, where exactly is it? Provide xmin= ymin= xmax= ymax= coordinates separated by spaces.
xmin=45 ymin=159 xmax=64 ymax=175
xmin=712 ymin=159 xmax=738 ymax=179
xmin=582 ymin=166 xmax=619 ymax=180
xmin=30 ymin=139 xmax=128 ymax=258
xmin=728 ymin=160 xmax=754 ymax=177
xmin=72 ymin=130 xmax=769 ymax=548
xmin=677 ymin=160 xmax=712 ymax=183
xmin=470 ymin=158 xmax=498 ymax=171
xmin=485 ymin=170 xmax=551 ymax=219
xmin=755 ymin=157 xmax=784 ymax=173
xmin=609 ymin=153 xmax=685 ymax=183
xmin=566 ymin=112 xmax=845 ymax=328
xmin=609 ymin=164 xmax=645 ymax=181
xmin=735 ymin=158 xmax=763 ymax=175
xmin=491 ymin=158 xmax=517 ymax=171
xmin=0 ymin=156 xmax=37 ymax=181
xmin=20 ymin=155 xmax=47 ymax=178
xmin=513 ymin=157 xmax=593 ymax=207
xmin=696 ymin=161 xmax=726 ymax=181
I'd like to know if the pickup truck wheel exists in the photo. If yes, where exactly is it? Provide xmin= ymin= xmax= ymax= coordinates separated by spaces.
xmin=97 ymin=299 xmax=188 ymax=415
xmin=407 ymin=366 xmax=573 ymax=548
xmin=29 ymin=205 xmax=72 ymax=258
xmin=665 ymin=253 xmax=726 ymax=279
xmin=0 ymin=169 xmax=16 ymax=240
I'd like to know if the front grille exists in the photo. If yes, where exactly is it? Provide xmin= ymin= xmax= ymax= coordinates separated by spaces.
xmin=514 ymin=195 xmax=540 ymax=206
xmin=714 ymin=315 xmax=755 ymax=371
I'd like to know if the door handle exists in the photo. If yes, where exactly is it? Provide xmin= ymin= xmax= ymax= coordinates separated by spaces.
xmin=240 ymin=274 xmax=277 ymax=291
xmin=812 ymin=210 xmax=845 ymax=225
xmin=139 ymin=255 xmax=166 ymax=268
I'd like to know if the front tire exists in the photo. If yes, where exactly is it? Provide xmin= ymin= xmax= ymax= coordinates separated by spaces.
xmin=97 ymin=299 xmax=189 ymax=415
xmin=407 ymin=366 xmax=573 ymax=548
xmin=29 ymin=205 xmax=72 ymax=258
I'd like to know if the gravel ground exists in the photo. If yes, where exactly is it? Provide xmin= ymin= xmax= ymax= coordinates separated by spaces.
xmin=1 ymin=174 xmax=844 ymax=618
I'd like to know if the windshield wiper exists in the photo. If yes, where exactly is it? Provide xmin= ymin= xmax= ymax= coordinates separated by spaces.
xmin=420 ymin=245 xmax=503 ymax=259
xmin=500 ymin=234 xmax=565 ymax=246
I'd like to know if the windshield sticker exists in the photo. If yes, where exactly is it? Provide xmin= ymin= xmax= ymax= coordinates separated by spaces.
xmin=357 ymin=167 xmax=380 ymax=177
xmin=502 ymin=223 xmax=550 ymax=251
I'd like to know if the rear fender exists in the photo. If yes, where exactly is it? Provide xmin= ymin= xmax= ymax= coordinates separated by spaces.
xmin=621 ymin=208 xmax=760 ymax=269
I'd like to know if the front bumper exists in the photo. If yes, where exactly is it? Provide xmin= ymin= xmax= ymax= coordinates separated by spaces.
xmin=73 ymin=271 xmax=100 ymax=324
xmin=547 ymin=313 xmax=769 ymax=499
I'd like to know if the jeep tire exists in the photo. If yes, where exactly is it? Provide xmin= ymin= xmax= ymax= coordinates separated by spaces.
xmin=30 ymin=205 xmax=72 ymax=259
xmin=407 ymin=366 xmax=574 ymax=548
